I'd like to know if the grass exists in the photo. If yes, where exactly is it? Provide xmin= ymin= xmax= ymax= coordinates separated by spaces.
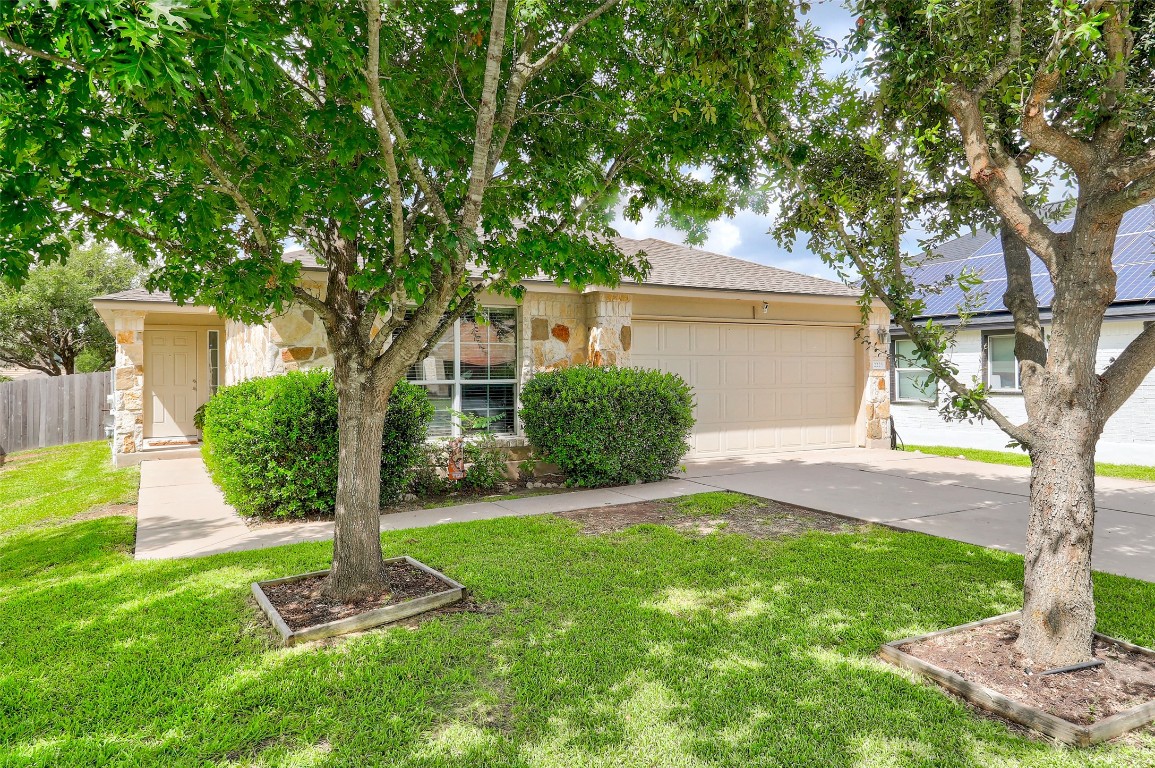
xmin=904 ymin=444 xmax=1155 ymax=482
xmin=0 ymin=441 xmax=139 ymax=533
xmin=4 ymin=452 xmax=1155 ymax=765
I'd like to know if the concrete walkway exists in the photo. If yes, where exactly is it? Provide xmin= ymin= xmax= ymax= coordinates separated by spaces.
xmin=135 ymin=458 xmax=712 ymax=560
xmin=135 ymin=449 xmax=1155 ymax=582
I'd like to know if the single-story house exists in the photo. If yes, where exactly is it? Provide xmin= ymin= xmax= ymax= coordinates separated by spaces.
xmin=891 ymin=201 xmax=1155 ymax=465
xmin=94 ymin=236 xmax=891 ymax=467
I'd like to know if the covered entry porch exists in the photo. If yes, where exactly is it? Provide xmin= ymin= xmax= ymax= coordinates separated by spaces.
xmin=94 ymin=291 xmax=224 ymax=466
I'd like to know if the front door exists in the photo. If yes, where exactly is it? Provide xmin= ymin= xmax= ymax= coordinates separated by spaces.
xmin=145 ymin=329 xmax=199 ymax=438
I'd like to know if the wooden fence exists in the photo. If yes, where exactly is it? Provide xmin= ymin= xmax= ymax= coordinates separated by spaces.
xmin=0 ymin=371 xmax=112 ymax=456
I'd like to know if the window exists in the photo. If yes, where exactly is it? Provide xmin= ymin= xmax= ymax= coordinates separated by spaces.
xmin=892 ymin=338 xmax=936 ymax=402
xmin=207 ymin=330 xmax=221 ymax=396
xmin=986 ymin=334 xmax=1020 ymax=391
xmin=407 ymin=307 xmax=518 ymax=436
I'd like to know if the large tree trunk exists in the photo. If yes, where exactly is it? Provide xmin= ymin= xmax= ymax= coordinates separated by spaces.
xmin=325 ymin=357 xmax=391 ymax=601
xmin=1018 ymin=414 xmax=1100 ymax=668
xmin=1015 ymin=214 xmax=1116 ymax=668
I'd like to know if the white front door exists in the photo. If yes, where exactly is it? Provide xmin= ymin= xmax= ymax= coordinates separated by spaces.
xmin=145 ymin=329 xmax=199 ymax=438
xmin=632 ymin=320 xmax=859 ymax=458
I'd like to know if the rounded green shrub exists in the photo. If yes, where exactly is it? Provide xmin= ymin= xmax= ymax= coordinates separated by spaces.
xmin=519 ymin=365 xmax=694 ymax=487
xmin=201 ymin=370 xmax=432 ymax=518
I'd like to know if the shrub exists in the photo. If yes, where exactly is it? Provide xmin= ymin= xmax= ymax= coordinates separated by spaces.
xmin=200 ymin=370 xmax=432 ymax=518
xmin=519 ymin=365 xmax=694 ymax=487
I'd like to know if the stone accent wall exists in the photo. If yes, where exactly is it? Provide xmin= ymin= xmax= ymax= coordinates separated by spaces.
xmin=585 ymin=292 xmax=632 ymax=367
xmin=224 ymin=301 xmax=331 ymax=385
xmin=522 ymin=291 xmax=633 ymax=374
xmin=110 ymin=311 xmax=145 ymax=456
xmin=863 ymin=316 xmax=892 ymax=449
xmin=224 ymin=320 xmax=286 ymax=385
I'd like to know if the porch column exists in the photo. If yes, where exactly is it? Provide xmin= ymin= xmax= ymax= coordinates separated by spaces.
xmin=112 ymin=311 xmax=146 ymax=460
xmin=863 ymin=309 xmax=891 ymax=449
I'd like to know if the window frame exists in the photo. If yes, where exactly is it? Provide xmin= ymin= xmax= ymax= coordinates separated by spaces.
xmin=206 ymin=329 xmax=221 ymax=397
xmin=407 ymin=305 xmax=520 ymax=438
xmin=983 ymin=332 xmax=1022 ymax=393
xmin=891 ymin=337 xmax=937 ymax=404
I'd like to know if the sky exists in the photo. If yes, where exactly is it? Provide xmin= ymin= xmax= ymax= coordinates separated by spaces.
xmin=612 ymin=1 xmax=860 ymax=282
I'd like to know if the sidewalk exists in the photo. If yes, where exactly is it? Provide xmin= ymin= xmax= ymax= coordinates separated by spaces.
xmin=134 ymin=457 xmax=713 ymax=560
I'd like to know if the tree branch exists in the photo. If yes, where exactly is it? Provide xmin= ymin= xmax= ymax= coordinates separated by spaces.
xmin=460 ymin=0 xmax=512 ymax=231
xmin=1019 ymin=9 xmax=1097 ymax=176
xmin=0 ymin=32 xmax=87 ymax=73
xmin=945 ymin=87 xmax=1062 ymax=270
xmin=197 ymin=147 xmax=271 ymax=255
xmin=365 ymin=0 xmax=408 ymax=274
xmin=975 ymin=0 xmax=1022 ymax=94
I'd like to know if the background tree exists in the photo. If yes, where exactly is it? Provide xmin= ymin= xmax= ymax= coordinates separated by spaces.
xmin=669 ymin=0 xmax=1155 ymax=667
xmin=0 ymin=241 xmax=138 ymax=375
xmin=0 ymin=1 xmax=771 ymax=599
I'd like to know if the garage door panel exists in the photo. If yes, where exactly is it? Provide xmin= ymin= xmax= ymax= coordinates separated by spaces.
xmin=692 ymin=324 xmax=719 ymax=352
xmin=633 ymin=320 xmax=858 ymax=458
xmin=724 ymin=359 xmax=750 ymax=386
xmin=694 ymin=358 xmax=721 ymax=387
xmin=724 ymin=391 xmax=751 ymax=421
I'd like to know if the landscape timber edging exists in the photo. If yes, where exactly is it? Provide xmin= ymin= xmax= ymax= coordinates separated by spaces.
xmin=252 ymin=556 xmax=466 ymax=646
xmin=879 ymin=610 xmax=1155 ymax=746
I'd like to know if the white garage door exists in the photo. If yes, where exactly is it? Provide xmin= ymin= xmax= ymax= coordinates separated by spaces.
xmin=632 ymin=320 xmax=858 ymax=458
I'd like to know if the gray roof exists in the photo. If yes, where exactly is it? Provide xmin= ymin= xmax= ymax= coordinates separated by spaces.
xmin=610 ymin=237 xmax=857 ymax=297
xmin=93 ymin=287 xmax=173 ymax=303
xmin=285 ymin=237 xmax=856 ymax=298
xmin=97 ymin=236 xmax=856 ymax=304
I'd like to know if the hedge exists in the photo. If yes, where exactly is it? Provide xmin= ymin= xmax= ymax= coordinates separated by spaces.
xmin=200 ymin=370 xmax=432 ymax=518
xmin=520 ymin=365 xmax=694 ymax=487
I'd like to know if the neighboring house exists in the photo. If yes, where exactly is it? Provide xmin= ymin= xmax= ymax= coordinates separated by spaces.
xmin=93 ymin=236 xmax=891 ymax=467
xmin=0 ymin=364 xmax=47 ymax=381
xmin=891 ymin=202 xmax=1155 ymax=464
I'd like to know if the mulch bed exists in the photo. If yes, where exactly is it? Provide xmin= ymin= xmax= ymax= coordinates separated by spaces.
xmin=556 ymin=498 xmax=863 ymax=538
xmin=901 ymin=619 xmax=1155 ymax=725
xmin=260 ymin=561 xmax=450 ymax=631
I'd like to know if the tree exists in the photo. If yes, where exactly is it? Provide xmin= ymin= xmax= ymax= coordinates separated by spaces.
xmin=670 ymin=0 xmax=1155 ymax=667
xmin=0 ymin=241 xmax=137 ymax=375
xmin=0 ymin=2 xmax=774 ymax=599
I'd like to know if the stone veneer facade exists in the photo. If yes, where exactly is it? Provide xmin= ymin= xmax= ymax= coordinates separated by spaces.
xmin=863 ymin=310 xmax=892 ymax=450
xmin=111 ymin=311 xmax=146 ymax=456
xmin=522 ymin=291 xmax=632 ymax=375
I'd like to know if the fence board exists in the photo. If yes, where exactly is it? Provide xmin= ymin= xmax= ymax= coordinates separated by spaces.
xmin=0 ymin=371 xmax=111 ymax=456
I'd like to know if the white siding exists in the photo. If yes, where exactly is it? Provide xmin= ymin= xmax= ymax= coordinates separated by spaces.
xmin=891 ymin=319 xmax=1155 ymax=465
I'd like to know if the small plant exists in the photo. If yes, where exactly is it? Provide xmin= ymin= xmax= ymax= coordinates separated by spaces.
xmin=408 ymin=440 xmax=450 ymax=497
xmin=463 ymin=432 xmax=510 ymax=491
xmin=517 ymin=457 xmax=537 ymax=483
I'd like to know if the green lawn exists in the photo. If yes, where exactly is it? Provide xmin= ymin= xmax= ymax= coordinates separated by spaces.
xmin=4 ymin=457 xmax=1155 ymax=765
xmin=0 ymin=441 xmax=139 ymax=533
xmin=904 ymin=444 xmax=1155 ymax=482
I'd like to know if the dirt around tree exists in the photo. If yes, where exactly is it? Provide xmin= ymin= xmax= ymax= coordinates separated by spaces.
xmin=555 ymin=496 xmax=865 ymax=538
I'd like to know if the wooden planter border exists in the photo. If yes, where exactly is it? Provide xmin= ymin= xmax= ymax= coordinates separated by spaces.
xmin=252 ymin=556 xmax=466 ymax=646
xmin=880 ymin=610 xmax=1155 ymax=746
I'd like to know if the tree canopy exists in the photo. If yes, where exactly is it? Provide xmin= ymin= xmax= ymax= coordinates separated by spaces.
xmin=0 ymin=241 xmax=138 ymax=375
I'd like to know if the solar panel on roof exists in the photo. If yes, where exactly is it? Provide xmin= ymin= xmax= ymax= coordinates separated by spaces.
xmin=910 ymin=201 xmax=1155 ymax=318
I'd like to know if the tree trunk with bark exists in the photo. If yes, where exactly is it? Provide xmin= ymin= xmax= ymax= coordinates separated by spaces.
xmin=325 ymin=355 xmax=392 ymax=601
xmin=1019 ymin=413 xmax=1101 ymax=668
xmin=1013 ymin=212 xmax=1117 ymax=667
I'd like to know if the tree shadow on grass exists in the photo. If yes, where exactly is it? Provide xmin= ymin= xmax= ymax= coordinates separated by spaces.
xmin=2 ymin=514 xmax=1155 ymax=767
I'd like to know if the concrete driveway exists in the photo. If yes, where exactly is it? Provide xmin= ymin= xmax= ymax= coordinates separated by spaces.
xmin=683 ymin=448 xmax=1155 ymax=582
